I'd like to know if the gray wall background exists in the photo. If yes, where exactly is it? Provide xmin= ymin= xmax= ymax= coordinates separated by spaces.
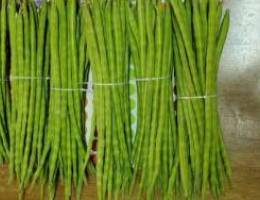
xmin=221 ymin=0 xmax=260 ymax=140
xmin=219 ymin=1 xmax=260 ymax=198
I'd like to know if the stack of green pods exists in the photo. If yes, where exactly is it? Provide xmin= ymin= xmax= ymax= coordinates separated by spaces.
xmin=127 ymin=0 xmax=177 ymax=198
xmin=0 ymin=0 xmax=9 ymax=164
xmin=171 ymin=0 xmax=231 ymax=199
xmin=84 ymin=0 xmax=132 ymax=199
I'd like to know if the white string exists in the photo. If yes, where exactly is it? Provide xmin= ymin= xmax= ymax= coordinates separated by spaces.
xmin=10 ymin=76 xmax=50 ymax=80
xmin=80 ymin=81 xmax=128 ymax=86
xmin=93 ymin=82 xmax=128 ymax=86
xmin=50 ymin=88 xmax=89 ymax=92
xmin=1 ymin=76 xmax=217 ymax=100
xmin=135 ymin=76 xmax=171 ymax=82
xmin=177 ymin=95 xmax=217 ymax=100
xmin=80 ymin=76 xmax=171 ymax=86
xmin=48 ymin=76 xmax=172 ymax=92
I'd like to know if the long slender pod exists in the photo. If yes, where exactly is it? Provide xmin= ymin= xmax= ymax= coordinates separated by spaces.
xmin=0 ymin=0 xmax=9 ymax=160
xmin=20 ymin=2 xmax=38 ymax=191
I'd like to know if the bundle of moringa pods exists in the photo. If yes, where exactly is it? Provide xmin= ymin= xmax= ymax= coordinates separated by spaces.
xmin=0 ymin=0 xmax=231 ymax=199
xmin=4 ymin=0 xmax=90 ymax=199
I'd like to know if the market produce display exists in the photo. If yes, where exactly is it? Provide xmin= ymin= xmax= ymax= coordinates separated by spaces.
xmin=0 ymin=0 xmax=231 ymax=200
